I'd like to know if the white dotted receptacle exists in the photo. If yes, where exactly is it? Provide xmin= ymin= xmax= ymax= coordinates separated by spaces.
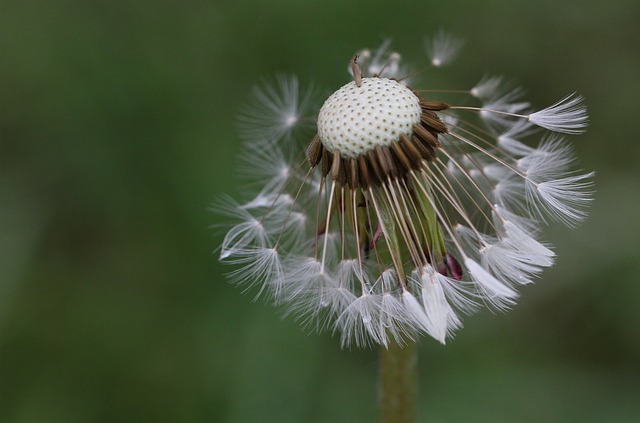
xmin=317 ymin=78 xmax=422 ymax=159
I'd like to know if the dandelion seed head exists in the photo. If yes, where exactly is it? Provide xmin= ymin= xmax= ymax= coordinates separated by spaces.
xmin=218 ymin=32 xmax=594 ymax=347
xmin=317 ymin=78 xmax=422 ymax=158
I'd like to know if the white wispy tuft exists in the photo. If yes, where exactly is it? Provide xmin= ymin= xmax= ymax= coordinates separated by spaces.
xmin=237 ymin=142 xmax=294 ymax=194
xmin=227 ymin=247 xmax=285 ymax=299
xmin=379 ymin=291 xmax=413 ymax=346
xmin=480 ymin=239 xmax=546 ymax=286
xmin=425 ymin=30 xmax=463 ymax=67
xmin=281 ymin=258 xmax=344 ymax=330
xmin=528 ymin=93 xmax=589 ymax=134
xmin=471 ymin=75 xmax=525 ymax=105
xmin=492 ymin=204 xmax=540 ymax=236
xmin=518 ymin=134 xmax=577 ymax=180
xmin=416 ymin=269 xmax=462 ymax=344
xmin=218 ymin=199 xmax=270 ymax=260
xmin=335 ymin=293 xmax=384 ymax=348
xmin=501 ymin=221 xmax=555 ymax=266
xmin=238 ymin=75 xmax=317 ymax=143
xmin=377 ymin=269 xmax=415 ymax=346
xmin=470 ymin=75 xmax=505 ymax=100
xmin=526 ymin=172 xmax=596 ymax=227
xmin=401 ymin=290 xmax=432 ymax=334
xmin=479 ymin=87 xmax=530 ymax=129
xmin=465 ymin=258 xmax=519 ymax=310
xmin=491 ymin=174 xmax=528 ymax=215
xmin=497 ymin=120 xmax=537 ymax=156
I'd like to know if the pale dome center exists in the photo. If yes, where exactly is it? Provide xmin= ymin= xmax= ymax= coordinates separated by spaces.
xmin=317 ymin=78 xmax=422 ymax=159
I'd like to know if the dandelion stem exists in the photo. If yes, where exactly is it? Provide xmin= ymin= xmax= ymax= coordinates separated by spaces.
xmin=379 ymin=339 xmax=418 ymax=423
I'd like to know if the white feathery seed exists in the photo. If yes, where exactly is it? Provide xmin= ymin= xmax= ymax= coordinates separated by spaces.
xmin=518 ymin=134 xmax=577 ymax=180
xmin=470 ymin=75 xmax=506 ymax=100
xmin=416 ymin=269 xmax=462 ymax=344
xmin=528 ymin=93 xmax=589 ymax=134
xmin=464 ymin=258 xmax=519 ymax=310
xmin=401 ymin=290 xmax=433 ymax=334
xmin=238 ymin=75 xmax=317 ymax=143
xmin=425 ymin=30 xmax=464 ymax=67
xmin=497 ymin=121 xmax=537 ymax=156
xmin=336 ymin=293 xmax=384 ymax=348
xmin=527 ymin=172 xmax=596 ymax=226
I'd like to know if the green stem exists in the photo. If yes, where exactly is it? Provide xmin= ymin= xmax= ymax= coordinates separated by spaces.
xmin=379 ymin=339 xmax=418 ymax=423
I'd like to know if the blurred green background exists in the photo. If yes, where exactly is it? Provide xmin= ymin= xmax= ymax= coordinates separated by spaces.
xmin=1 ymin=0 xmax=639 ymax=422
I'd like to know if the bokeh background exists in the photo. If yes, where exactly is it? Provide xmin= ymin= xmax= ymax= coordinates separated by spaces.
xmin=1 ymin=0 xmax=639 ymax=422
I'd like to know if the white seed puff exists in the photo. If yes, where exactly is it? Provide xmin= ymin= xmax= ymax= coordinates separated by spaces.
xmin=219 ymin=35 xmax=593 ymax=348
xmin=317 ymin=78 xmax=422 ymax=158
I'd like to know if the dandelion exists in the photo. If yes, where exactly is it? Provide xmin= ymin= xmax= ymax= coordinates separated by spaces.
xmin=218 ymin=33 xmax=593 ymax=348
